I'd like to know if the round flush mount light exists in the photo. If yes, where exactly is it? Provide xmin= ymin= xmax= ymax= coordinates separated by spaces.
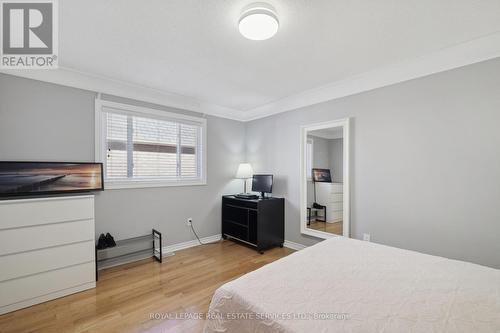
xmin=238 ymin=3 xmax=279 ymax=41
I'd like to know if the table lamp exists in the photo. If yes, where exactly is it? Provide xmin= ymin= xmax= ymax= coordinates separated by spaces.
xmin=235 ymin=163 xmax=253 ymax=193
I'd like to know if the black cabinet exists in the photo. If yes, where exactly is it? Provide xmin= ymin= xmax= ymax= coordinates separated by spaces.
xmin=222 ymin=195 xmax=284 ymax=253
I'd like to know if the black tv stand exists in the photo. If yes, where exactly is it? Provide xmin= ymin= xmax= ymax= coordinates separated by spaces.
xmin=222 ymin=195 xmax=284 ymax=253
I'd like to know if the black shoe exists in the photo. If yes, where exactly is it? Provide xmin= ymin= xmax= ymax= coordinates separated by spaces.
xmin=105 ymin=233 xmax=116 ymax=247
xmin=312 ymin=202 xmax=325 ymax=209
xmin=96 ymin=233 xmax=107 ymax=249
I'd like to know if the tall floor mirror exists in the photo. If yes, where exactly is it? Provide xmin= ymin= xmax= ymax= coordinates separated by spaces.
xmin=300 ymin=118 xmax=350 ymax=238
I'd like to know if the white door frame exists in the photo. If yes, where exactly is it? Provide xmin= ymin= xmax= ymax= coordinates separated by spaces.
xmin=299 ymin=118 xmax=350 ymax=239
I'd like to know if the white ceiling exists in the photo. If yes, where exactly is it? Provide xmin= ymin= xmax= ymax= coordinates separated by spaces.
xmin=3 ymin=1 xmax=500 ymax=120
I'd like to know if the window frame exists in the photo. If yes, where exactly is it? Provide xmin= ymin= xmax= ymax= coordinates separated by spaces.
xmin=95 ymin=99 xmax=207 ymax=189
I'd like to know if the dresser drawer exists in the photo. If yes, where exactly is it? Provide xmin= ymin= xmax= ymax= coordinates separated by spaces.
xmin=0 ymin=240 xmax=95 ymax=282
xmin=316 ymin=182 xmax=343 ymax=195
xmin=0 ymin=196 xmax=94 ymax=230
xmin=329 ymin=193 xmax=344 ymax=202
xmin=331 ymin=183 xmax=343 ymax=193
xmin=317 ymin=195 xmax=343 ymax=206
xmin=325 ymin=202 xmax=343 ymax=211
xmin=327 ymin=210 xmax=343 ymax=220
xmin=0 ymin=262 xmax=95 ymax=308
xmin=0 ymin=219 xmax=94 ymax=256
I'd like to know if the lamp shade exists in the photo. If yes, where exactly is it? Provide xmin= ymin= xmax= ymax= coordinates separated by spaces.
xmin=235 ymin=163 xmax=254 ymax=179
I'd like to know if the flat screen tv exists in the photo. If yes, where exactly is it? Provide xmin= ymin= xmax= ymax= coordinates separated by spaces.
xmin=0 ymin=162 xmax=104 ymax=198
xmin=312 ymin=168 xmax=332 ymax=183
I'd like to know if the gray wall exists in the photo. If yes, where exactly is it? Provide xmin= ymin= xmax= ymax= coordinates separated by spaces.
xmin=0 ymin=74 xmax=245 ymax=245
xmin=246 ymin=58 xmax=500 ymax=269
xmin=329 ymin=138 xmax=343 ymax=183
xmin=309 ymin=135 xmax=331 ymax=169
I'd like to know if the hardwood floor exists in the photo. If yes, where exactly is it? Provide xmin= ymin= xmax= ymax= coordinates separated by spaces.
xmin=309 ymin=220 xmax=343 ymax=235
xmin=0 ymin=241 xmax=294 ymax=333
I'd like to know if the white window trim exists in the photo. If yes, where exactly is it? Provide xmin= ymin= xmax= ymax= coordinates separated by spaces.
xmin=95 ymin=99 xmax=207 ymax=190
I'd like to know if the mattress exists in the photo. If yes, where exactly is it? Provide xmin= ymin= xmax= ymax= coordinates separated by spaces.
xmin=204 ymin=237 xmax=500 ymax=333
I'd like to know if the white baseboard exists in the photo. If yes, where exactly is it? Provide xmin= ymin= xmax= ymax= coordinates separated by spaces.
xmin=161 ymin=235 xmax=308 ymax=255
xmin=162 ymin=234 xmax=222 ymax=255
xmin=283 ymin=240 xmax=308 ymax=251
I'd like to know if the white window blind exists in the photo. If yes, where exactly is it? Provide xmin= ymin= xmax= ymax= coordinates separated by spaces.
xmin=98 ymin=102 xmax=206 ymax=187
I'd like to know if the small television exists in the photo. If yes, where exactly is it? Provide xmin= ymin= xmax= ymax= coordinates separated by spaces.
xmin=0 ymin=162 xmax=104 ymax=198
xmin=252 ymin=174 xmax=273 ymax=198
xmin=312 ymin=168 xmax=332 ymax=183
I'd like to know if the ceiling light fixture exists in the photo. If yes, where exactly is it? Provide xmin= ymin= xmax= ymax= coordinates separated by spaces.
xmin=238 ymin=3 xmax=279 ymax=41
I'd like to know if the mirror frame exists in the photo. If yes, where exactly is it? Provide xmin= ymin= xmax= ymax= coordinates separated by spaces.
xmin=299 ymin=118 xmax=350 ymax=239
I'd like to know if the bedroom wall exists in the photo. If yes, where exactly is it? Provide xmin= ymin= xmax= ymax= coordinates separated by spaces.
xmin=0 ymin=74 xmax=245 ymax=245
xmin=246 ymin=58 xmax=500 ymax=269
xmin=309 ymin=135 xmax=330 ymax=169
xmin=329 ymin=138 xmax=343 ymax=183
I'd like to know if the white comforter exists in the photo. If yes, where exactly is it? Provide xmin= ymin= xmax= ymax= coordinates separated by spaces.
xmin=204 ymin=237 xmax=500 ymax=333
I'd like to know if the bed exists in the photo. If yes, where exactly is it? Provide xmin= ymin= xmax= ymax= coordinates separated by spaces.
xmin=204 ymin=237 xmax=500 ymax=333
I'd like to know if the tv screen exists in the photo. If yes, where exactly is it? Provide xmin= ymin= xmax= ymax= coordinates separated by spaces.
xmin=0 ymin=162 xmax=104 ymax=198
xmin=252 ymin=174 xmax=273 ymax=194
xmin=312 ymin=168 xmax=332 ymax=182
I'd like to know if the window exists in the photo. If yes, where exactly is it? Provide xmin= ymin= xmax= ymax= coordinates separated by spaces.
xmin=96 ymin=100 xmax=206 ymax=188
xmin=306 ymin=138 xmax=313 ymax=180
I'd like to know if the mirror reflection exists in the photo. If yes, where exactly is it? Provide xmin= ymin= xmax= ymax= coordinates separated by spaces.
xmin=305 ymin=127 xmax=344 ymax=235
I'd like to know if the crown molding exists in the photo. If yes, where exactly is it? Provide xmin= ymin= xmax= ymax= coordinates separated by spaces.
xmin=2 ymin=31 xmax=500 ymax=123
xmin=0 ymin=66 xmax=246 ymax=121
xmin=242 ymin=31 xmax=500 ymax=121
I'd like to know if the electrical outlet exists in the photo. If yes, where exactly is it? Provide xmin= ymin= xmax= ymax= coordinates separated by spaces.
xmin=186 ymin=218 xmax=193 ymax=226
xmin=363 ymin=233 xmax=371 ymax=242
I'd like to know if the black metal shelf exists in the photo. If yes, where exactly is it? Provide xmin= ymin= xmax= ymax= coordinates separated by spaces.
xmin=95 ymin=229 xmax=162 ymax=280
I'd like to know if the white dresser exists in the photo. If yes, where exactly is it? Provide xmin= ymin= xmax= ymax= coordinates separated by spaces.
xmin=0 ymin=195 xmax=96 ymax=315
xmin=316 ymin=182 xmax=343 ymax=222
